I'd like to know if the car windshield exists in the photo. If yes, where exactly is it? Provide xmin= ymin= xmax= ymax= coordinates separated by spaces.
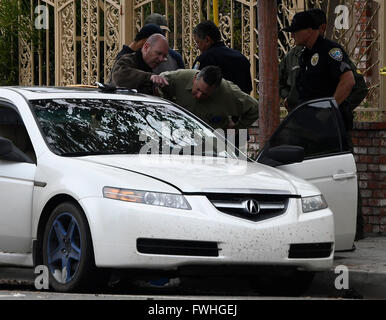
xmin=30 ymin=98 xmax=237 ymax=158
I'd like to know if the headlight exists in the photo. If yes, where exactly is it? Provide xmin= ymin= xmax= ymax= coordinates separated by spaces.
xmin=103 ymin=187 xmax=191 ymax=210
xmin=301 ymin=195 xmax=328 ymax=213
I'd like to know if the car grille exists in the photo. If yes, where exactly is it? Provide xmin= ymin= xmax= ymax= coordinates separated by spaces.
xmin=205 ymin=193 xmax=291 ymax=222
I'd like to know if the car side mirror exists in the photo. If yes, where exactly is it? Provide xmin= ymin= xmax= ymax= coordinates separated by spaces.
xmin=263 ymin=145 xmax=304 ymax=167
xmin=0 ymin=137 xmax=33 ymax=163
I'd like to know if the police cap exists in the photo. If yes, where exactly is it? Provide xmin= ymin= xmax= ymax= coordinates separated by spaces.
xmin=283 ymin=11 xmax=319 ymax=32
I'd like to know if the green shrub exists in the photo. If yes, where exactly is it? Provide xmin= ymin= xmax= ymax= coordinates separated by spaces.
xmin=0 ymin=0 xmax=36 ymax=85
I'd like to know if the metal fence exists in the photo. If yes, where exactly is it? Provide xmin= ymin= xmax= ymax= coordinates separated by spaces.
xmin=19 ymin=0 xmax=385 ymax=120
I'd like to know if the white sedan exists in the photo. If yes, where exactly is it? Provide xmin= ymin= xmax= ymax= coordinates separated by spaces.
xmin=0 ymin=87 xmax=357 ymax=293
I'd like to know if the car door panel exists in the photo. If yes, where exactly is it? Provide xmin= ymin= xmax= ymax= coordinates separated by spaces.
xmin=277 ymin=154 xmax=357 ymax=251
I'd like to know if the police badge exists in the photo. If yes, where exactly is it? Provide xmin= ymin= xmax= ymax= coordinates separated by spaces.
xmin=311 ymin=53 xmax=319 ymax=66
xmin=329 ymin=48 xmax=343 ymax=61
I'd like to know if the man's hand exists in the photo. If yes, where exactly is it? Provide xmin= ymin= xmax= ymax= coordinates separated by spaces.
xmin=150 ymin=75 xmax=169 ymax=87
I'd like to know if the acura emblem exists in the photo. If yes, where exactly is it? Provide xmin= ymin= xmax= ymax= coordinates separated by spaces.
xmin=244 ymin=200 xmax=260 ymax=215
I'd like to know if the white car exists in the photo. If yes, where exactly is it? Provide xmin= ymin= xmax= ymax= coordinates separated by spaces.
xmin=0 ymin=87 xmax=357 ymax=293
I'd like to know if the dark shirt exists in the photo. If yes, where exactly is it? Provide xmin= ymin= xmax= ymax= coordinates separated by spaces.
xmin=168 ymin=50 xmax=185 ymax=69
xmin=116 ymin=45 xmax=135 ymax=60
xmin=296 ymin=36 xmax=352 ymax=103
xmin=193 ymin=42 xmax=252 ymax=94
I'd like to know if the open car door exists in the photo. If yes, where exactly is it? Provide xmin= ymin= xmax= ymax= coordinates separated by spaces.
xmin=257 ymin=98 xmax=357 ymax=251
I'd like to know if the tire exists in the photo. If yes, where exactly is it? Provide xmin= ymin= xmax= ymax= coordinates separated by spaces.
xmin=42 ymin=202 xmax=99 ymax=292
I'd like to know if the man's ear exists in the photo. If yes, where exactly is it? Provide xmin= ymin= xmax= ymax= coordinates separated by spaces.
xmin=138 ymin=39 xmax=147 ymax=48
xmin=142 ymin=41 xmax=150 ymax=54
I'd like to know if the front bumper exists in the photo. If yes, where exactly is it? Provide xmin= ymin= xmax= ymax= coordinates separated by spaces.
xmin=80 ymin=195 xmax=334 ymax=271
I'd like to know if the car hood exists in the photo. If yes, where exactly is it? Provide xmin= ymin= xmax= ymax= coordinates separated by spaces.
xmin=78 ymin=154 xmax=302 ymax=195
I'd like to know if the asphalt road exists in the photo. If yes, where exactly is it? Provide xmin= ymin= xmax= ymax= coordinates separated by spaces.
xmin=0 ymin=267 xmax=366 ymax=300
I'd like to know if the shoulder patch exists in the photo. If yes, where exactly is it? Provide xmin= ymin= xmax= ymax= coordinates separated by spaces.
xmin=329 ymin=48 xmax=343 ymax=61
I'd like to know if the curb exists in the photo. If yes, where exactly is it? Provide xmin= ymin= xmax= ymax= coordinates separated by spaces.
xmin=0 ymin=268 xmax=34 ymax=287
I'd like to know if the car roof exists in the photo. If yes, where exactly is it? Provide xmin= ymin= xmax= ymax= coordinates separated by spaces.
xmin=2 ymin=86 xmax=167 ymax=104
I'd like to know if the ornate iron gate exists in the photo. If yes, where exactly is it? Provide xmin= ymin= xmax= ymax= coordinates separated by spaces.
xmin=18 ymin=0 xmax=384 ymax=119
xmin=19 ymin=0 xmax=122 ymax=86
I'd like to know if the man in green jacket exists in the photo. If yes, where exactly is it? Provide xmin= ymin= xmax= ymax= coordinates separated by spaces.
xmin=279 ymin=45 xmax=303 ymax=112
xmin=160 ymin=66 xmax=259 ymax=130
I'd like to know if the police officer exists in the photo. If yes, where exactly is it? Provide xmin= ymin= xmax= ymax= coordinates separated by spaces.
xmin=283 ymin=11 xmax=365 ymax=241
xmin=308 ymin=8 xmax=368 ymax=131
xmin=192 ymin=20 xmax=252 ymax=95
xmin=309 ymin=8 xmax=367 ymax=241
xmin=283 ymin=11 xmax=355 ymax=124
xmin=280 ymin=9 xmax=367 ymax=119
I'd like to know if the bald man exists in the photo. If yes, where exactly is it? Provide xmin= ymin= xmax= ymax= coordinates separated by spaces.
xmin=109 ymin=34 xmax=169 ymax=94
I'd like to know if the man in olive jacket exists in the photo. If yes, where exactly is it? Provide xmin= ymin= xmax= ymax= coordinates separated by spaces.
xmin=109 ymin=34 xmax=169 ymax=94
xmin=279 ymin=45 xmax=303 ymax=112
xmin=160 ymin=66 xmax=258 ymax=130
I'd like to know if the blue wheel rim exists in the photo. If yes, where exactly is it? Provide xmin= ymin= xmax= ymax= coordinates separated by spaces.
xmin=47 ymin=212 xmax=82 ymax=284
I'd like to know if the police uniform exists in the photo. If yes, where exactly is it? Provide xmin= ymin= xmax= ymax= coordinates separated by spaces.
xmin=282 ymin=11 xmax=367 ymax=118
xmin=280 ymin=43 xmax=367 ymax=117
xmin=193 ymin=42 xmax=252 ymax=94
xmin=297 ymin=35 xmax=352 ymax=103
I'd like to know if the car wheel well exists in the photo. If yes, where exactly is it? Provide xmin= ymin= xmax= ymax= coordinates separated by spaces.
xmin=34 ymin=194 xmax=88 ymax=267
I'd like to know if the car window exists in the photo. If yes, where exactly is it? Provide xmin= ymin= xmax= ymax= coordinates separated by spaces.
xmin=0 ymin=105 xmax=36 ymax=163
xmin=269 ymin=103 xmax=343 ymax=159
xmin=30 ymin=99 xmax=235 ymax=158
